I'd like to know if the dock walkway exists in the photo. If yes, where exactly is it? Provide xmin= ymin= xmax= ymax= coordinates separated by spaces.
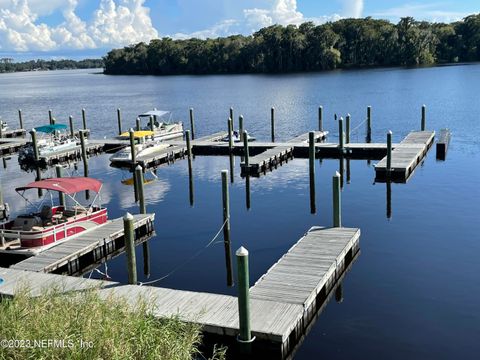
xmin=1 ymin=225 xmax=359 ymax=357
xmin=375 ymin=130 xmax=435 ymax=182
xmin=10 ymin=214 xmax=154 ymax=275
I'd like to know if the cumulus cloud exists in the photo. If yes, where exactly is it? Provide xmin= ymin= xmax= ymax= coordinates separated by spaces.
xmin=0 ymin=0 xmax=158 ymax=52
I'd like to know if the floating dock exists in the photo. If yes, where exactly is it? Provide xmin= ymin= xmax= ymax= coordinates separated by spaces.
xmin=0 ymin=128 xmax=26 ymax=138
xmin=436 ymin=128 xmax=451 ymax=160
xmin=375 ymin=130 xmax=435 ymax=182
xmin=0 ymin=142 xmax=24 ymax=156
xmin=0 ymin=225 xmax=359 ymax=358
xmin=241 ymin=145 xmax=294 ymax=176
xmin=34 ymin=143 xmax=104 ymax=165
xmin=7 ymin=214 xmax=154 ymax=275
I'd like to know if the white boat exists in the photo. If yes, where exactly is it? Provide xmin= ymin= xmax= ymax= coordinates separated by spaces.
xmin=18 ymin=124 xmax=81 ymax=162
xmin=127 ymin=110 xmax=184 ymax=141
xmin=110 ymin=131 xmax=170 ymax=163
xmin=221 ymin=130 xmax=255 ymax=142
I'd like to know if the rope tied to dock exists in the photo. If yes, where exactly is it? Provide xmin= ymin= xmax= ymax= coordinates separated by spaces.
xmin=138 ymin=217 xmax=229 ymax=286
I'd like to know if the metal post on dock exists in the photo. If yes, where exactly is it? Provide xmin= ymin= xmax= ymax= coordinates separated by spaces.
xmin=319 ymin=106 xmax=323 ymax=132
xmin=186 ymin=130 xmax=194 ymax=206
xmin=82 ymin=108 xmax=87 ymax=130
xmin=55 ymin=165 xmax=65 ymax=206
xmin=271 ymin=107 xmax=275 ymax=142
xmin=221 ymin=170 xmax=234 ymax=287
xmin=18 ymin=109 xmax=23 ymax=130
xmin=149 ymin=116 xmax=154 ymax=132
xmin=136 ymin=117 xmax=141 ymax=131
xmin=229 ymin=107 xmax=234 ymax=129
xmin=386 ymin=130 xmax=392 ymax=175
xmin=236 ymin=246 xmax=254 ymax=353
xmin=189 ymin=108 xmax=195 ymax=140
xmin=117 ymin=108 xmax=122 ymax=135
xmin=30 ymin=129 xmax=39 ymax=162
xmin=48 ymin=109 xmax=53 ymax=125
xmin=339 ymin=117 xmax=344 ymax=153
xmin=367 ymin=106 xmax=372 ymax=143
xmin=123 ymin=212 xmax=137 ymax=285
xmin=309 ymin=131 xmax=316 ymax=214
xmin=333 ymin=171 xmax=342 ymax=227
xmin=346 ymin=114 xmax=351 ymax=144
xmin=421 ymin=104 xmax=426 ymax=131
xmin=69 ymin=116 xmax=74 ymax=138
xmin=239 ymin=115 xmax=244 ymax=142
xmin=243 ymin=130 xmax=249 ymax=167
xmin=135 ymin=165 xmax=146 ymax=214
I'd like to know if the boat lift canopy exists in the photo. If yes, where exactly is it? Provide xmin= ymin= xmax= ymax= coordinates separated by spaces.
xmin=16 ymin=177 xmax=103 ymax=195
xmin=34 ymin=124 xmax=67 ymax=133
xmin=138 ymin=110 xmax=170 ymax=118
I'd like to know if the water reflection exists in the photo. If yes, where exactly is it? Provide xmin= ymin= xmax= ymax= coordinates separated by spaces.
xmin=386 ymin=181 xmax=392 ymax=219
xmin=142 ymin=241 xmax=151 ymax=278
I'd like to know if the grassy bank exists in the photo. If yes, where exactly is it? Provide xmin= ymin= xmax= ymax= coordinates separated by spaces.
xmin=0 ymin=287 xmax=225 ymax=360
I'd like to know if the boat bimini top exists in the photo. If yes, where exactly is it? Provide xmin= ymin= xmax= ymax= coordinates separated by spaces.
xmin=138 ymin=110 xmax=170 ymax=118
xmin=33 ymin=124 xmax=68 ymax=133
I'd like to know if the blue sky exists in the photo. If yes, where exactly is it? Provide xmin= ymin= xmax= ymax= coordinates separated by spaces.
xmin=0 ymin=0 xmax=478 ymax=60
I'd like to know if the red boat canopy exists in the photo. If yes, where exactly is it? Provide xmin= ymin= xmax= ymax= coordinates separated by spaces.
xmin=16 ymin=177 xmax=103 ymax=195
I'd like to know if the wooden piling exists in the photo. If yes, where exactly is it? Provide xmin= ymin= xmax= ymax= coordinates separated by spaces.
xmin=386 ymin=131 xmax=392 ymax=174
xmin=186 ymin=130 xmax=194 ymax=206
xmin=55 ymin=165 xmax=65 ymax=206
xmin=243 ymin=131 xmax=249 ymax=167
xmin=339 ymin=117 xmax=344 ymax=152
xmin=48 ymin=109 xmax=53 ymax=124
xmin=117 ymin=108 xmax=122 ymax=135
xmin=239 ymin=115 xmax=244 ymax=142
xmin=346 ymin=114 xmax=351 ymax=144
xmin=271 ymin=107 xmax=275 ymax=142
xmin=135 ymin=165 xmax=146 ymax=214
xmin=236 ymin=246 xmax=253 ymax=353
xmin=228 ymin=118 xmax=233 ymax=152
xmin=51 ymin=117 xmax=56 ymax=125
xmin=189 ymin=108 xmax=195 ymax=140
xmin=123 ymin=212 xmax=137 ymax=285
xmin=79 ymin=130 xmax=88 ymax=177
xmin=367 ymin=106 xmax=372 ymax=142
xmin=0 ymin=121 xmax=3 ymax=138
xmin=319 ymin=106 xmax=323 ymax=132
xmin=222 ymin=170 xmax=234 ymax=287
xmin=69 ymin=116 xmax=74 ymax=138
xmin=149 ymin=115 xmax=154 ymax=132
xmin=421 ymin=104 xmax=426 ymax=131
xmin=30 ymin=129 xmax=39 ymax=161
xmin=309 ymin=131 xmax=316 ymax=214
xmin=230 ymin=107 xmax=234 ymax=129
xmin=333 ymin=171 xmax=341 ymax=227
xmin=18 ymin=109 xmax=23 ymax=130
xmin=129 ymin=128 xmax=136 ymax=165
xmin=82 ymin=108 xmax=87 ymax=130
xmin=136 ymin=118 xmax=141 ymax=131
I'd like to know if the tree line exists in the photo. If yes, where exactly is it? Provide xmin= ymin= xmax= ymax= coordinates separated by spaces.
xmin=103 ymin=14 xmax=480 ymax=75
xmin=0 ymin=59 xmax=104 ymax=73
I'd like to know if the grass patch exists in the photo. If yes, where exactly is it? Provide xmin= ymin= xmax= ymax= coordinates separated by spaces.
xmin=0 ymin=285 xmax=225 ymax=360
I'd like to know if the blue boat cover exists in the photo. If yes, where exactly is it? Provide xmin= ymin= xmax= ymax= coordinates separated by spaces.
xmin=34 ymin=124 xmax=68 ymax=133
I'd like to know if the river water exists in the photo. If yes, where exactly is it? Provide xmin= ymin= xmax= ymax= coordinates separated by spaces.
xmin=0 ymin=65 xmax=479 ymax=359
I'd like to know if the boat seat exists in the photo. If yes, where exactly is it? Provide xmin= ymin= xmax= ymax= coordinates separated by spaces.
xmin=40 ymin=206 xmax=52 ymax=220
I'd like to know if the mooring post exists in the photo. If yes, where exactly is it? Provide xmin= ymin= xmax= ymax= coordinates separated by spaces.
xmin=229 ymin=107 xmax=234 ymax=130
xmin=367 ymin=106 xmax=372 ymax=142
xmin=239 ymin=115 xmax=244 ymax=142
xmin=82 ymin=108 xmax=87 ymax=130
xmin=51 ymin=117 xmax=56 ymax=125
xmin=18 ymin=109 xmax=23 ymax=130
xmin=227 ymin=117 xmax=233 ymax=153
xmin=149 ymin=115 xmax=154 ymax=132
xmin=123 ymin=212 xmax=137 ymax=285
xmin=222 ymin=170 xmax=234 ymax=286
xmin=346 ymin=114 xmax=351 ymax=144
xmin=270 ymin=107 xmax=275 ymax=142
xmin=319 ymin=106 xmax=323 ymax=132
xmin=421 ymin=104 xmax=426 ymax=131
xmin=69 ymin=116 xmax=74 ymax=138
xmin=339 ymin=117 xmax=344 ymax=153
xmin=186 ymin=108 xmax=195 ymax=140
xmin=333 ymin=171 xmax=342 ymax=227
xmin=117 ymin=108 xmax=122 ymax=135
xmin=79 ymin=130 xmax=88 ymax=177
xmin=386 ymin=130 xmax=392 ymax=175
xmin=30 ymin=129 xmax=39 ymax=162
xmin=243 ymin=130 xmax=249 ymax=167
xmin=186 ymin=130 xmax=194 ymax=206
xmin=236 ymin=246 xmax=253 ymax=353
xmin=55 ymin=165 xmax=65 ymax=206
xmin=48 ymin=109 xmax=53 ymax=124
xmin=135 ymin=165 xmax=146 ymax=214
xmin=136 ymin=117 xmax=141 ymax=131
xmin=309 ymin=131 xmax=316 ymax=214
xmin=0 ymin=121 xmax=3 ymax=138
xmin=129 ymin=128 xmax=136 ymax=165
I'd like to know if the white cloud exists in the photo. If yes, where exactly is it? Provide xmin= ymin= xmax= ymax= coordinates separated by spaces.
xmin=173 ymin=19 xmax=240 ymax=39
xmin=340 ymin=0 xmax=364 ymax=18
xmin=373 ymin=3 xmax=468 ymax=23
xmin=0 ymin=0 xmax=158 ymax=52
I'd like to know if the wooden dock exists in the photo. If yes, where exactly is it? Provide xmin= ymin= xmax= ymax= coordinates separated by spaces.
xmin=0 ymin=128 xmax=26 ymax=138
xmin=34 ymin=143 xmax=104 ymax=165
xmin=0 ymin=225 xmax=359 ymax=358
xmin=436 ymin=128 xmax=451 ymax=160
xmin=9 ymin=214 xmax=154 ymax=275
xmin=375 ymin=130 xmax=435 ymax=182
xmin=0 ymin=141 xmax=24 ymax=156
xmin=241 ymin=145 xmax=294 ymax=176
xmin=286 ymin=130 xmax=328 ymax=143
